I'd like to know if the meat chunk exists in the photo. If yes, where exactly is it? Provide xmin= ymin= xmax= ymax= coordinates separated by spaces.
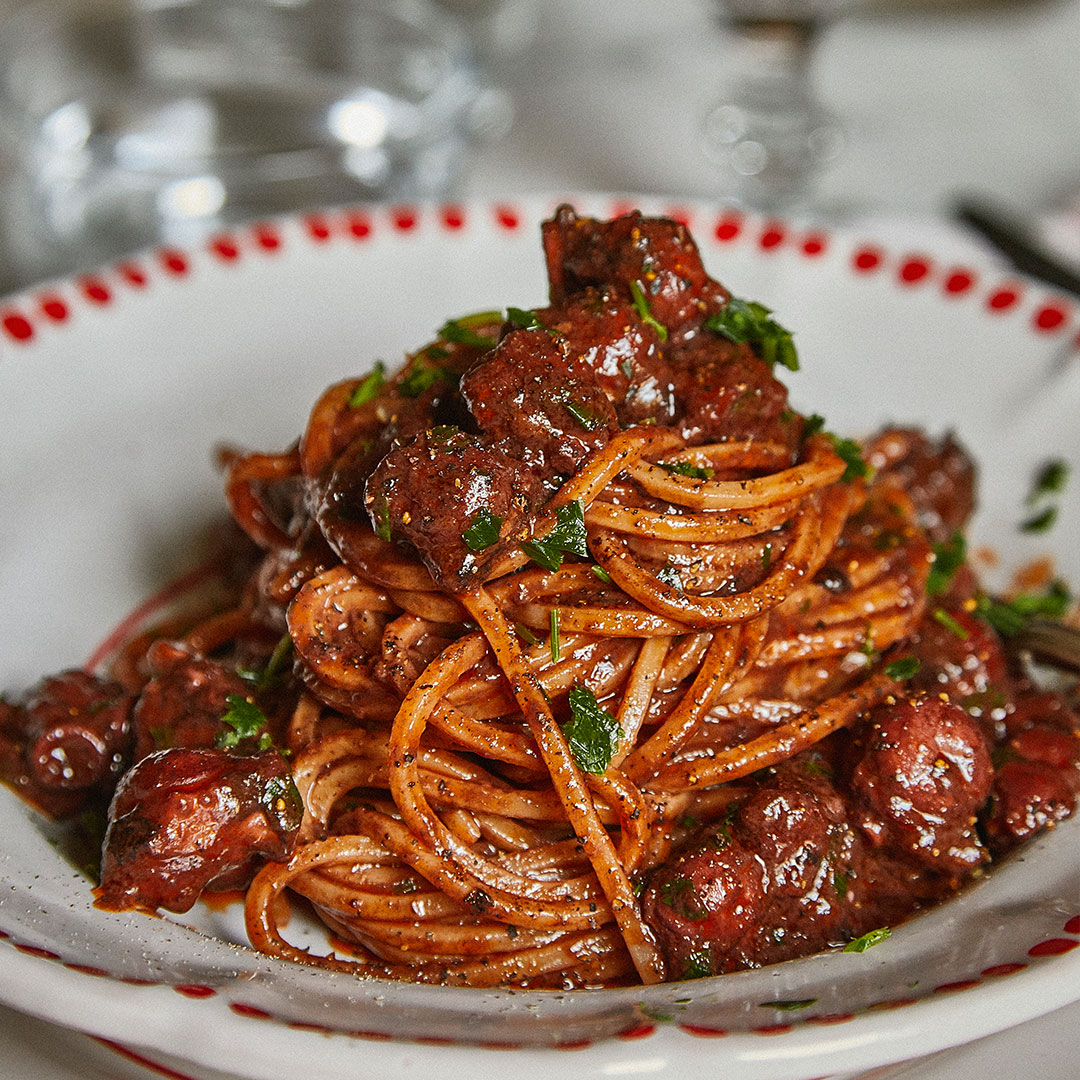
xmin=364 ymin=427 xmax=542 ymax=590
xmin=864 ymin=428 xmax=976 ymax=544
xmin=0 ymin=671 xmax=134 ymax=818
xmin=849 ymin=695 xmax=992 ymax=876
xmin=537 ymin=291 xmax=677 ymax=427
xmin=642 ymin=768 xmax=879 ymax=978
xmin=982 ymin=694 xmax=1080 ymax=854
xmin=542 ymin=205 xmax=728 ymax=337
xmin=669 ymin=337 xmax=794 ymax=447
xmin=460 ymin=327 xmax=618 ymax=481
xmin=131 ymin=642 xmax=254 ymax=761
xmin=95 ymin=747 xmax=302 ymax=913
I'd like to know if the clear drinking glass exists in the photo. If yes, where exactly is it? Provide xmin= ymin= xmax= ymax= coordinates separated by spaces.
xmin=701 ymin=0 xmax=848 ymax=211
xmin=0 ymin=0 xmax=505 ymax=285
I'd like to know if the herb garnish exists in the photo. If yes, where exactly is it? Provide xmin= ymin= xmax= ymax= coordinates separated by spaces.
xmin=216 ymin=695 xmax=273 ymax=751
xmin=437 ymin=312 xmax=501 ymax=349
xmin=562 ymin=683 xmax=621 ymax=774
xmin=975 ymin=582 xmax=1072 ymax=637
xmin=843 ymin=927 xmax=891 ymax=953
xmin=827 ymin=434 xmax=872 ymax=483
xmin=1020 ymin=505 xmax=1058 ymax=534
xmin=520 ymin=501 xmax=589 ymax=571
xmin=1029 ymin=458 xmax=1069 ymax=501
xmin=629 ymin=279 xmax=669 ymax=341
xmin=683 ymin=949 xmax=713 ymax=980
xmin=885 ymin=655 xmax=921 ymax=681
xmin=761 ymin=999 xmax=818 ymax=1012
xmin=564 ymin=398 xmax=604 ymax=431
xmin=658 ymin=876 xmax=708 ymax=921
xmin=932 ymin=608 xmax=970 ymax=639
xmin=372 ymin=497 xmax=392 ymax=542
xmin=927 ymin=531 xmax=966 ymax=596
xmin=506 ymin=306 xmax=548 ymax=332
xmin=656 ymin=563 xmax=684 ymax=593
xmin=591 ymin=564 xmax=613 ymax=584
xmin=398 ymin=358 xmax=453 ymax=398
xmin=348 ymin=361 xmax=385 ymax=406
xmin=705 ymin=298 xmax=798 ymax=372
xmin=549 ymin=608 xmax=561 ymax=664
xmin=659 ymin=460 xmax=715 ymax=481
xmin=239 ymin=633 xmax=294 ymax=691
xmin=462 ymin=506 xmax=503 ymax=552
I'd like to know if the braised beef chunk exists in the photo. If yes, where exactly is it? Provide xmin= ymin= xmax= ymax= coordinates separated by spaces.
xmin=460 ymin=327 xmax=618 ymax=480
xmin=669 ymin=336 xmax=794 ymax=446
xmin=864 ymin=428 xmax=976 ymax=544
xmin=541 ymin=204 xmax=728 ymax=336
xmin=364 ymin=427 xmax=543 ymax=590
xmin=535 ymin=292 xmax=677 ymax=427
xmin=982 ymin=694 xmax=1080 ymax=854
xmin=848 ymin=695 xmax=992 ymax=876
xmin=909 ymin=607 xmax=1013 ymax=731
xmin=0 ymin=671 xmax=134 ymax=819
xmin=95 ymin=747 xmax=302 ymax=913
xmin=131 ymin=642 xmax=254 ymax=761
xmin=642 ymin=764 xmax=927 ymax=977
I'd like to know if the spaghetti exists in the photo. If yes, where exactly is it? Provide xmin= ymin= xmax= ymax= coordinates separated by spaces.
xmin=3 ymin=206 xmax=1078 ymax=988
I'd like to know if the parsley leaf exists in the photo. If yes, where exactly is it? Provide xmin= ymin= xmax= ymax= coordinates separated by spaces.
xmin=843 ymin=927 xmax=891 ymax=953
xmin=372 ymin=497 xmax=392 ymax=542
xmin=827 ymin=434 xmax=872 ymax=483
xmin=506 ymin=306 xmax=548 ymax=331
xmin=563 ymin=683 xmax=621 ymax=774
xmin=885 ymin=655 xmax=921 ymax=680
xmin=660 ymin=460 xmax=715 ymax=481
xmin=462 ymin=506 xmax=503 ymax=552
xmin=437 ymin=312 xmax=501 ymax=349
xmin=927 ymin=531 xmax=966 ymax=597
xmin=216 ymin=695 xmax=273 ymax=751
xmin=520 ymin=501 xmax=589 ymax=571
xmin=683 ymin=949 xmax=713 ymax=980
xmin=1020 ymin=505 xmax=1058 ymax=533
xmin=629 ymin=279 xmax=669 ymax=341
xmin=399 ymin=358 xmax=453 ymax=398
xmin=975 ymin=582 xmax=1071 ymax=637
xmin=762 ymin=999 xmax=818 ymax=1011
xmin=348 ymin=362 xmax=385 ymax=406
xmin=1028 ymin=458 xmax=1069 ymax=503
xmin=705 ymin=298 xmax=798 ymax=372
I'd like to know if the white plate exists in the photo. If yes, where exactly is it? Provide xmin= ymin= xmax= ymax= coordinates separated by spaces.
xmin=2 ymin=195 xmax=1080 ymax=1080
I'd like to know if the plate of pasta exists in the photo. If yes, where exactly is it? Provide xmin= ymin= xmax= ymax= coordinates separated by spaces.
xmin=2 ymin=195 xmax=1080 ymax=1080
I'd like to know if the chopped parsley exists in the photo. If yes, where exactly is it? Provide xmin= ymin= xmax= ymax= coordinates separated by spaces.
xmin=238 ymin=633 xmax=294 ymax=690
xmin=975 ymin=582 xmax=1072 ymax=637
xmin=437 ymin=312 xmax=501 ymax=349
xmin=372 ymin=497 xmax=392 ymax=542
xmin=216 ymin=695 xmax=273 ymax=751
xmin=927 ymin=532 xmax=966 ymax=597
xmin=514 ymin=622 xmax=539 ymax=647
xmin=885 ymin=655 xmax=921 ymax=681
xmin=398 ymin=358 xmax=454 ymax=398
xmin=1028 ymin=458 xmax=1069 ymax=503
xmin=562 ymin=683 xmax=621 ymax=774
xmin=843 ymin=927 xmax=891 ymax=953
xmin=802 ymin=413 xmax=826 ymax=438
xmin=520 ymin=500 xmax=589 ymax=571
xmin=1020 ymin=505 xmax=1058 ymax=534
xmin=658 ymin=876 xmax=708 ymax=921
xmin=828 ymin=434 xmax=872 ymax=483
xmin=683 ymin=949 xmax=713 ymax=980
xmin=549 ymin=608 xmax=561 ymax=664
xmin=705 ymin=297 xmax=798 ymax=372
xmin=629 ymin=279 xmax=669 ymax=341
xmin=932 ymin=608 xmax=970 ymax=639
xmin=462 ymin=506 xmax=503 ymax=552
xmin=659 ymin=460 xmax=715 ymax=481
xmin=348 ymin=362 xmax=385 ymax=406
xmin=833 ymin=870 xmax=850 ymax=899
xmin=564 ymin=398 xmax=605 ymax=431
xmin=506 ymin=306 xmax=547 ymax=331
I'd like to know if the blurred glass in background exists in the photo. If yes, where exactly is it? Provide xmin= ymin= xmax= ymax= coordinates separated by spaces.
xmin=0 ymin=0 xmax=512 ymax=287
